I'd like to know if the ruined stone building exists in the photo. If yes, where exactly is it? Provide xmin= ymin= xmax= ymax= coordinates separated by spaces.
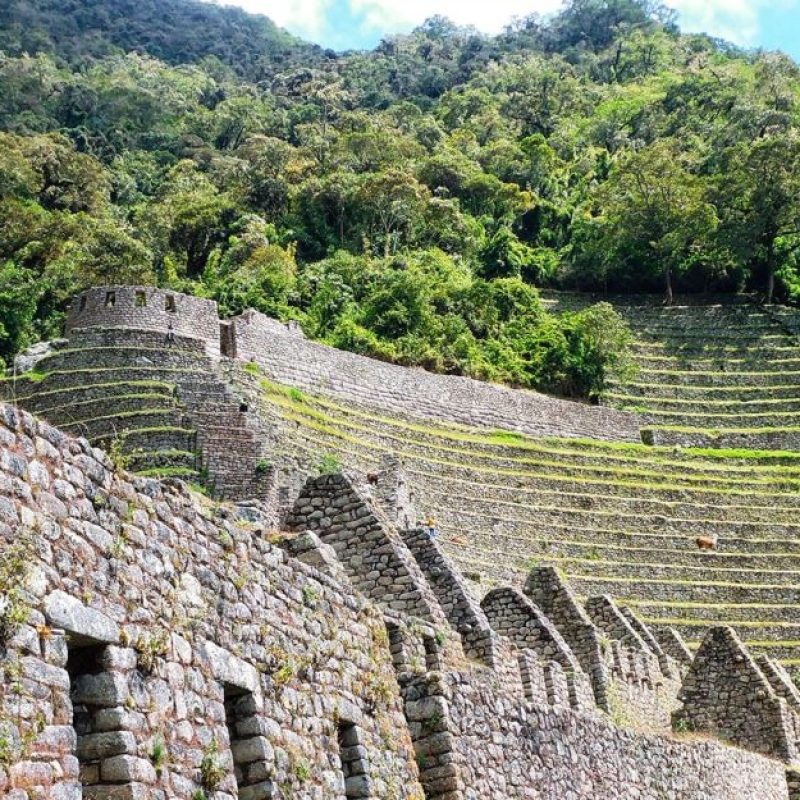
xmin=3 ymin=286 xmax=800 ymax=799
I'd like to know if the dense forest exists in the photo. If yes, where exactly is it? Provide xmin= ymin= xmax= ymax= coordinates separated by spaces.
xmin=1 ymin=0 xmax=799 ymax=396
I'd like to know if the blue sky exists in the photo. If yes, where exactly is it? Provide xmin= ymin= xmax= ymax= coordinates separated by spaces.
xmin=223 ymin=0 xmax=800 ymax=59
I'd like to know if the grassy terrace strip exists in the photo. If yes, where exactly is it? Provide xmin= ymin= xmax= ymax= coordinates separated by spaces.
xmin=279 ymin=404 xmax=800 ymax=499
xmin=31 ymin=344 xmax=206 ymax=360
xmin=28 ymin=392 xmax=178 ymax=416
xmin=4 ymin=379 xmax=177 ymax=401
xmin=253 ymin=368 xmax=800 ymax=664
xmin=528 ymin=555 xmax=800 ymax=580
xmin=275 ymin=403 xmax=800 ymax=522
xmin=632 ymin=367 xmax=800 ymax=378
xmin=648 ymin=423 xmax=800 ymax=435
xmin=605 ymin=381 xmax=800 ymax=394
xmin=1 ymin=365 xmax=208 ymax=385
xmin=259 ymin=378 xmax=800 ymax=471
xmin=58 ymin=408 xmax=181 ymax=427
xmin=260 ymin=383 xmax=800 ymax=497
xmin=605 ymin=393 xmax=800 ymax=408
xmin=88 ymin=424 xmax=196 ymax=444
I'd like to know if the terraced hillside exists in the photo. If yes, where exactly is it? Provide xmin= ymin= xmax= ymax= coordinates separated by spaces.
xmin=239 ymin=370 xmax=800 ymax=671
xmin=1 ymin=328 xmax=270 ymax=499
xmin=599 ymin=300 xmax=800 ymax=450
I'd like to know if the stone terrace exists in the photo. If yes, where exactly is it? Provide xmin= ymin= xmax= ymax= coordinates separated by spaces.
xmin=2 ymin=328 xmax=271 ymax=501
xmin=599 ymin=299 xmax=800 ymax=450
xmin=238 ymin=369 xmax=800 ymax=669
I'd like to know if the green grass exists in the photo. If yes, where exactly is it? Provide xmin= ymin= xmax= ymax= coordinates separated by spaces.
xmin=647 ymin=423 xmax=800 ymax=436
xmin=88 ymin=425 xmax=196 ymax=444
xmin=9 ymin=379 xmax=176 ymax=400
xmin=32 ymin=393 xmax=178 ymax=416
xmin=262 ymin=386 xmax=800 ymax=496
xmin=60 ymin=408 xmax=180 ymax=427
xmin=606 ymin=392 xmax=800 ymax=409
xmin=135 ymin=467 xmax=200 ymax=478
xmin=260 ymin=376 xmax=800 ymax=468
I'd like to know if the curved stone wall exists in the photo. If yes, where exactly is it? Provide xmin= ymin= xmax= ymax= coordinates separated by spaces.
xmin=66 ymin=286 xmax=221 ymax=356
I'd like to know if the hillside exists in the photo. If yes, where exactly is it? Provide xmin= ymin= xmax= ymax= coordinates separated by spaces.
xmin=0 ymin=0 xmax=326 ymax=76
xmin=2 ymin=0 xmax=800 ymax=403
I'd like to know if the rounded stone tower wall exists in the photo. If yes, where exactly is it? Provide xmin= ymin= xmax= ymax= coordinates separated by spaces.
xmin=66 ymin=286 xmax=221 ymax=356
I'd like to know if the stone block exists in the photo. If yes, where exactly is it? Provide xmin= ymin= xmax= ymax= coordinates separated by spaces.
xmin=45 ymin=591 xmax=119 ymax=644
xmin=100 ymin=755 xmax=157 ymax=784
xmin=76 ymin=731 xmax=137 ymax=761
xmin=238 ymin=781 xmax=275 ymax=800
xmin=230 ymin=734 xmax=273 ymax=766
xmin=197 ymin=640 xmax=259 ymax=694
xmin=71 ymin=672 xmax=129 ymax=708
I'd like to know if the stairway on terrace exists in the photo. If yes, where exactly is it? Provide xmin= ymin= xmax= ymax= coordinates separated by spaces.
xmin=2 ymin=328 xmax=270 ymax=500
xmin=240 ymin=372 xmax=800 ymax=670
xmin=600 ymin=300 xmax=800 ymax=450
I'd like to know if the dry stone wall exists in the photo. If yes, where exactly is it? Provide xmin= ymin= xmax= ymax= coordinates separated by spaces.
xmin=229 ymin=310 xmax=641 ymax=443
xmin=0 ymin=404 xmax=423 ymax=800
xmin=674 ymin=626 xmax=799 ymax=763
xmin=1 ymin=401 xmax=797 ymax=799
xmin=444 ymin=672 xmax=790 ymax=800
xmin=67 ymin=287 xmax=221 ymax=357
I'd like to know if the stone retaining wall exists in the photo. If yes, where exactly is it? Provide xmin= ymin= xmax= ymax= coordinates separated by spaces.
xmin=66 ymin=287 xmax=221 ymax=357
xmin=444 ymin=672 xmax=790 ymax=800
xmin=0 ymin=404 xmax=423 ymax=800
xmin=229 ymin=310 xmax=642 ymax=443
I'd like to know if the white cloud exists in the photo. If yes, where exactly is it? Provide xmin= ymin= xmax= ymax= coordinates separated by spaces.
xmin=218 ymin=0 xmax=789 ymax=50
xmin=224 ymin=0 xmax=334 ymax=39
xmin=349 ymin=0 xmax=563 ymax=34
xmin=667 ymin=0 xmax=767 ymax=45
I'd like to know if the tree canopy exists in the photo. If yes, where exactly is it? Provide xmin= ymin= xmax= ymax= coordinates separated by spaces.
xmin=0 ymin=0 xmax=797 ymax=394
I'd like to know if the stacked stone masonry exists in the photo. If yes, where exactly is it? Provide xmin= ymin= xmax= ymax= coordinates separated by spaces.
xmin=1 ymin=402 xmax=797 ymax=798
xmin=8 ymin=285 xmax=800 ymax=798
xmin=234 ymin=359 xmax=800 ymax=668
xmin=229 ymin=310 xmax=641 ymax=443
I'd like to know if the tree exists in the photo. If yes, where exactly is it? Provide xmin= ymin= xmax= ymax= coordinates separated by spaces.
xmin=720 ymin=133 xmax=800 ymax=303
xmin=581 ymin=141 xmax=717 ymax=302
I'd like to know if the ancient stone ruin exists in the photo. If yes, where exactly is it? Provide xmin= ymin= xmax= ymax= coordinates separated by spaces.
xmin=4 ymin=286 xmax=800 ymax=799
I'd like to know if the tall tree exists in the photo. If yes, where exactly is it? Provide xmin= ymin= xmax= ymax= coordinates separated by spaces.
xmin=581 ymin=141 xmax=717 ymax=302
xmin=720 ymin=133 xmax=800 ymax=303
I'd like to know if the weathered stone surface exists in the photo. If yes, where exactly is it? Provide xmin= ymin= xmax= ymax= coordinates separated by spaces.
xmin=44 ymin=591 xmax=119 ymax=644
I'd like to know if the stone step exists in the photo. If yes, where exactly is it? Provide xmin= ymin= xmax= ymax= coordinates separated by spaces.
xmin=523 ymin=539 xmax=800 ymax=570
xmin=605 ymin=393 xmax=800 ymax=414
xmin=535 ymin=555 xmax=800 ymax=587
xmin=646 ymin=427 xmax=800 ymax=451
xmin=35 ymin=344 xmax=208 ymax=372
xmin=641 ymin=409 xmax=800 ymax=429
xmin=8 ymin=366 xmax=208 ymax=391
xmin=605 ymin=381 xmax=800 ymax=399
xmin=63 ymin=409 xmax=189 ymax=440
xmin=566 ymin=574 xmax=800 ymax=605
xmin=125 ymin=449 xmax=198 ymax=472
xmin=69 ymin=327 xmax=207 ymax=353
xmin=630 ymin=368 xmax=800 ymax=387
xmin=284 ymin=413 xmax=800 ymax=520
xmin=103 ymin=426 xmax=197 ymax=454
xmin=31 ymin=393 xmax=178 ymax=420
xmin=633 ymin=355 xmax=800 ymax=372
xmin=629 ymin=599 xmax=800 ymax=624
xmin=649 ymin=619 xmax=800 ymax=645
xmin=435 ymin=504 xmax=800 ymax=551
xmin=631 ymin=339 xmax=800 ymax=355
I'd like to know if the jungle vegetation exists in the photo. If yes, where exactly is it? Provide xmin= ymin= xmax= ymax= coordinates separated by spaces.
xmin=1 ymin=0 xmax=799 ymax=396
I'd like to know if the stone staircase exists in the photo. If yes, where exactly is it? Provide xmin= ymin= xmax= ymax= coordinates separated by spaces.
xmin=2 ymin=328 xmax=270 ymax=500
